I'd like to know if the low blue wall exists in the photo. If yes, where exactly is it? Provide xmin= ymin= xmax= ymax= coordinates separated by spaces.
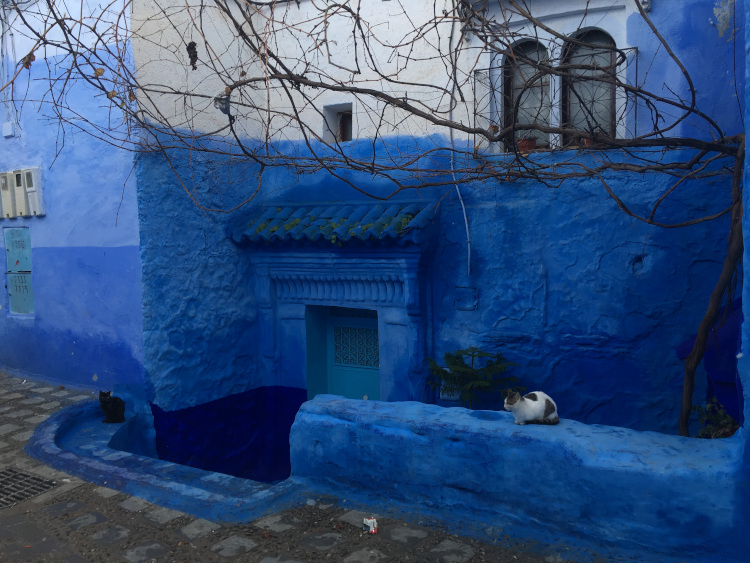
xmin=290 ymin=395 xmax=747 ymax=561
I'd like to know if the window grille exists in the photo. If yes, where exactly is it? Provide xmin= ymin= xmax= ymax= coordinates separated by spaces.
xmin=333 ymin=326 xmax=380 ymax=368
xmin=504 ymin=41 xmax=551 ymax=149
xmin=474 ymin=42 xmax=637 ymax=153
xmin=562 ymin=30 xmax=617 ymax=145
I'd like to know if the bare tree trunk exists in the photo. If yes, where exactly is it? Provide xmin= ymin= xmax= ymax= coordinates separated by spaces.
xmin=678 ymin=138 xmax=745 ymax=436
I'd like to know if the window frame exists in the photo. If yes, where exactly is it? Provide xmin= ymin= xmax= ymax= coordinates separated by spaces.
xmin=502 ymin=40 xmax=552 ymax=151
xmin=561 ymin=30 xmax=618 ymax=146
xmin=477 ymin=29 xmax=632 ymax=155
xmin=323 ymin=102 xmax=354 ymax=144
xmin=338 ymin=110 xmax=353 ymax=142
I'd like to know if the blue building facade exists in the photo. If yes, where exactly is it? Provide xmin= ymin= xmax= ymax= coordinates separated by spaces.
xmin=136 ymin=1 xmax=744 ymax=437
xmin=0 ymin=55 xmax=143 ymax=391
xmin=17 ymin=1 xmax=750 ymax=560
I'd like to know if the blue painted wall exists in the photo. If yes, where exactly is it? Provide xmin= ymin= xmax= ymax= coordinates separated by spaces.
xmin=136 ymin=1 xmax=743 ymax=437
xmin=628 ymin=0 xmax=745 ymax=140
xmin=138 ymin=149 xmax=735 ymax=434
xmin=0 ymin=54 xmax=143 ymax=390
xmin=136 ymin=149 xmax=258 ymax=411
xmin=434 ymin=150 xmax=736 ymax=432
xmin=738 ymin=0 xmax=750 ymax=533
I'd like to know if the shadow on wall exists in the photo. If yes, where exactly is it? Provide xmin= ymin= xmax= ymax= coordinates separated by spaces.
xmin=146 ymin=386 xmax=308 ymax=483
xmin=677 ymin=298 xmax=744 ymax=426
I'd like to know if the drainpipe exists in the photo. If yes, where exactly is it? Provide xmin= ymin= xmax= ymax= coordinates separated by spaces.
xmin=447 ymin=0 xmax=471 ymax=277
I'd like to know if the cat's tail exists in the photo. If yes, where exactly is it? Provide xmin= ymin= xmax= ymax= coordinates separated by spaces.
xmin=527 ymin=416 xmax=560 ymax=425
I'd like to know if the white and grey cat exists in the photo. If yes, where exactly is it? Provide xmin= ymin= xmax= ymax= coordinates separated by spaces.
xmin=504 ymin=390 xmax=559 ymax=425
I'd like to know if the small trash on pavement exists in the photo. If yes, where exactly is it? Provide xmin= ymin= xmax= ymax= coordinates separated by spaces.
xmin=363 ymin=517 xmax=378 ymax=534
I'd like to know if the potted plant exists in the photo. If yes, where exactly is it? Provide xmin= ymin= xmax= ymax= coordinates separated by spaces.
xmin=516 ymin=134 xmax=537 ymax=152
xmin=692 ymin=398 xmax=740 ymax=439
xmin=427 ymin=347 xmax=521 ymax=409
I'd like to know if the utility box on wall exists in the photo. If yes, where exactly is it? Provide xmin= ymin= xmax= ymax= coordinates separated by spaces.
xmin=4 ymin=227 xmax=34 ymax=314
xmin=0 ymin=168 xmax=44 ymax=219
xmin=0 ymin=174 xmax=15 ymax=218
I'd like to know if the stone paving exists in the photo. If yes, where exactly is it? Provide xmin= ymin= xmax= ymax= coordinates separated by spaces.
xmin=0 ymin=372 xmax=572 ymax=562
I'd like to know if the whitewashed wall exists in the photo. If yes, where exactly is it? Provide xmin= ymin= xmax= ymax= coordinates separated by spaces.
xmin=131 ymin=0 xmax=643 ymax=144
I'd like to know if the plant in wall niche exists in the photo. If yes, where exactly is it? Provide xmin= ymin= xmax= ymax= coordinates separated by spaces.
xmin=692 ymin=398 xmax=739 ymax=439
xmin=427 ymin=347 xmax=520 ymax=409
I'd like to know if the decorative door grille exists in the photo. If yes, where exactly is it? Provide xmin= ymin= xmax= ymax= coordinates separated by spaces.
xmin=333 ymin=326 xmax=379 ymax=368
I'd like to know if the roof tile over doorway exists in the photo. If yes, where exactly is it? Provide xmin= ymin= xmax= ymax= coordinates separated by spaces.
xmin=231 ymin=203 xmax=436 ymax=246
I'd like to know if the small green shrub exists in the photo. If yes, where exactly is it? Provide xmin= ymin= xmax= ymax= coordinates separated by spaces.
xmin=692 ymin=398 xmax=739 ymax=439
xmin=427 ymin=347 xmax=521 ymax=409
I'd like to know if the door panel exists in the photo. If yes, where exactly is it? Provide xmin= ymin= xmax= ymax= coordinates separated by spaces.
xmin=328 ymin=311 xmax=380 ymax=400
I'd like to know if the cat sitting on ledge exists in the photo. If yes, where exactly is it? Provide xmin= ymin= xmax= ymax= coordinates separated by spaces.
xmin=504 ymin=390 xmax=559 ymax=425
xmin=99 ymin=390 xmax=125 ymax=423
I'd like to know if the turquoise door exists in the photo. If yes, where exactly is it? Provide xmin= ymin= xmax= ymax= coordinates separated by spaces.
xmin=328 ymin=308 xmax=380 ymax=400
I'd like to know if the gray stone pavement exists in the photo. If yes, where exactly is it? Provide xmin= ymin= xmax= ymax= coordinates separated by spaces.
xmin=0 ymin=372 xmax=573 ymax=562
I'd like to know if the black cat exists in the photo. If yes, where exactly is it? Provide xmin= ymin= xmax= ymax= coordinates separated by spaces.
xmin=99 ymin=391 xmax=125 ymax=423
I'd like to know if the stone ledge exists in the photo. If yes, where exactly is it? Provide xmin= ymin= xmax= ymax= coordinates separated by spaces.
xmin=289 ymin=395 xmax=746 ymax=562
xmin=25 ymin=402 xmax=305 ymax=523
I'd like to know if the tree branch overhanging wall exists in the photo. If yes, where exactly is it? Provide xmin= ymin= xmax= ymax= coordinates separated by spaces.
xmin=0 ymin=0 xmax=744 ymax=434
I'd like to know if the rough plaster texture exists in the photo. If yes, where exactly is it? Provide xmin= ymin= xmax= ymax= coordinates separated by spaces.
xmin=16 ymin=1 xmax=750 ymax=560
xmin=434 ymin=155 xmax=732 ymax=432
xmin=628 ymin=0 xmax=745 ymax=139
xmin=136 ymin=149 xmax=258 ymax=410
xmin=0 ymin=54 xmax=142 ymax=390
xmin=742 ymin=0 xmax=750 ymax=435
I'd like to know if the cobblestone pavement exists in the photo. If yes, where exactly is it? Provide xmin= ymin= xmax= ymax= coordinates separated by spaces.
xmin=0 ymin=372 xmax=573 ymax=562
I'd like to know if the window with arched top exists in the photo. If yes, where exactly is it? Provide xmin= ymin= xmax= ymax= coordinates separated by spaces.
xmin=562 ymin=30 xmax=617 ymax=144
xmin=503 ymin=41 xmax=551 ymax=149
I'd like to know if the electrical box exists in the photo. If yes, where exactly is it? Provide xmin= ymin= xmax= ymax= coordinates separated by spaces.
xmin=22 ymin=168 xmax=44 ymax=216
xmin=12 ymin=171 xmax=30 ymax=217
xmin=4 ymin=227 xmax=34 ymax=314
xmin=0 ymin=173 xmax=16 ymax=219
xmin=0 ymin=167 xmax=44 ymax=219
xmin=7 ymin=273 xmax=34 ymax=313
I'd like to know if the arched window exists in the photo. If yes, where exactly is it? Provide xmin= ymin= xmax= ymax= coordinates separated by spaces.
xmin=562 ymin=30 xmax=617 ymax=144
xmin=503 ymin=41 xmax=550 ymax=149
